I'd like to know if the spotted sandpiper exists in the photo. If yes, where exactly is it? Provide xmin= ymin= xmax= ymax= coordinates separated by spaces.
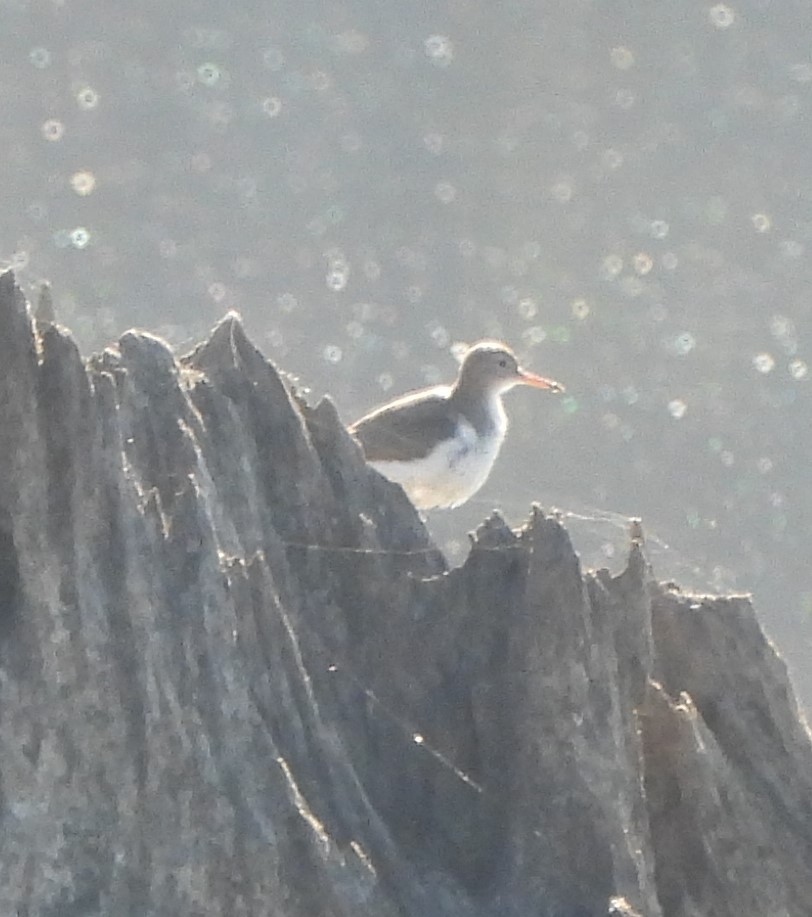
xmin=350 ymin=340 xmax=564 ymax=510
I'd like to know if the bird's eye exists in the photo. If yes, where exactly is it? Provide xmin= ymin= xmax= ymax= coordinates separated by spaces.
xmin=498 ymin=358 xmax=508 ymax=368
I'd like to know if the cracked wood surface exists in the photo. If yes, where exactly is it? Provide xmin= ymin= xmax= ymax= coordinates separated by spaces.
xmin=1 ymin=269 xmax=811 ymax=916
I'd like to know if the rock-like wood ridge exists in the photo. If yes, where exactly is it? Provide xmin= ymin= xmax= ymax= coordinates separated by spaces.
xmin=1 ymin=269 xmax=811 ymax=916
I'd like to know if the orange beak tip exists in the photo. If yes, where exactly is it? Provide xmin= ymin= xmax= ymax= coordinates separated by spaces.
xmin=520 ymin=370 xmax=565 ymax=393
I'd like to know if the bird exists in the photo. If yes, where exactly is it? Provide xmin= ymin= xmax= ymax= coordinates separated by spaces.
xmin=349 ymin=340 xmax=564 ymax=510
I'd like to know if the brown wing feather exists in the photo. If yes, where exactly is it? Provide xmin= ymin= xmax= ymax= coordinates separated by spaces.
xmin=350 ymin=391 xmax=459 ymax=462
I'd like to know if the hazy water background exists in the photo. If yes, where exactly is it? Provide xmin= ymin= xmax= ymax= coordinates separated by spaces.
xmin=2 ymin=0 xmax=811 ymax=710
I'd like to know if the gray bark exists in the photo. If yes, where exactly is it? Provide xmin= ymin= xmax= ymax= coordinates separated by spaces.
xmin=1 ymin=268 xmax=811 ymax=916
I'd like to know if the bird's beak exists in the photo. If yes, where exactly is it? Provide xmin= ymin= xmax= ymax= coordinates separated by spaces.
xmin=518 ymin=368 xmax=565 ymax=393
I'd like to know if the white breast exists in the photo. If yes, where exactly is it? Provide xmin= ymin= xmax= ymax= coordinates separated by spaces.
xmin=369 ymin=397 xmax=508 ymax=510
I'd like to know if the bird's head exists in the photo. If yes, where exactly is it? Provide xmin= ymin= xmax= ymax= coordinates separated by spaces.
xmin=456 ymin=340 xmax=565 ymax=395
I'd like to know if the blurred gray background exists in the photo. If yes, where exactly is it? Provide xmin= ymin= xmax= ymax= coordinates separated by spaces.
xmin=3 ymin=0 xmax=811 ymax=711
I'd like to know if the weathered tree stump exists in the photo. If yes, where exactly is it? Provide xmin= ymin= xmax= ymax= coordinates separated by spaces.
xmin=1 ymin=269 xmax=811 ymax=916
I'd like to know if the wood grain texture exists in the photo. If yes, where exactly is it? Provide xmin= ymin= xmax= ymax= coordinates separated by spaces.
xmin=1 ymin=269 xmax=810 ymax=916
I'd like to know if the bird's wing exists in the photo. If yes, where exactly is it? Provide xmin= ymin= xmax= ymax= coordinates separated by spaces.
xmin=349 ymin=389 xmax=459 ymax=462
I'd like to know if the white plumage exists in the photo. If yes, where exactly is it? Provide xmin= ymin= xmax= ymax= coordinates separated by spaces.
xmin=368 ymin=396 xmax=508 ymax=509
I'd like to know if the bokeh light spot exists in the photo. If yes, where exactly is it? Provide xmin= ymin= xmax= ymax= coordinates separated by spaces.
xmin=457 ymin=239 xmax=475 ymax=259
xmin=610 ymin=46 xmax=635 ymax=70
xmin=41 ymin=119 xmax=65 ymax=141
xmin=646 ymin=305 xmax=666 ymax=325
xmin=70 ymin=227 xmax=91 ymax=249
xmin=428 ymin=322 xmax=450 ymax=347
xmin=76 ymin=86 xmax=100 ymax=109
xmin=500 ymin=285 xmax=519 ymax=306
xmin=789 ymin=359 xmax=808 ymax=380
xmin=70 ymin=171 xmax=96 ymax=196
xmin=158 ymin=239 xmax=177 ymax=259
xmin=614 ymin=89 xmax=635 ymax=110
xmin=518 ymin=298 xmax=537 ymax=320
xmin=191 ymin=152 xmax=212 ymax=173
xmin=780 ymin=239 xmax=804 ymax=259
xmin=424 ymin=34 xmax=454 ymax=67
xmin=262 ymin=96 xmax=282 ymax=118
xmin=266 ymin=329 xmax=285 ymax=351
xmin=326 ymin=269 xmax=349 ymax=292
xmin=197 ymin=63 xmax=222 ymax=86
xmin=340 ymin=132 xmax=363 ymax=153
xmin=27 ymin=201 xmax=47 ymax=221
xmin=620 ymin=275 xmax=644 ymax=297
xmin=207 ymin=282 xmax=227 ymax=302
xmin=674 ymin=332 xmax=696 ymax=355
xmin=668 ymin=399 xmax=687 ymax=419
xmin=334 ymin=30 xmax=369 ymax=55
xmin=770 ymin=314 xmax=794 ymax=341
xmin=753 ymin=352 xmax=775 ymax=374
xmin=709 ymin=4 xmax=735 ymax=28
xmin=601 ymin=254 xmax=624 ymax=278
xmin=29 ymin=47 xmax=51 ymax=68
xmin=434 ymin=181 xmax=456 ymax=204
xmin=310 ymin=70 xmax=331 ymax=91
xmin=602 ymin=148 xmax=624 ymax=170
xmin=551 ymin=180 xmax=573 ymax=202
xmin=175 ymin=70 xmax=195 ymax=92
xmin=751 ymin=212 xmax=771 ymax=233
xmin=423 ymin=133 xmax=444 ymax=155
xmin=522 ymin=326 xmax=547 ymax=345
xmin=362 ymin=260 xmax=381 ymax=281
xmin=789 ymin=63 xmax=812 ymax=83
